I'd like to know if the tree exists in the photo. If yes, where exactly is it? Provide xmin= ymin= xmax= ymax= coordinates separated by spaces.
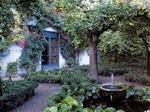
xmin=121 ymin=7 xmax=150 ymax=75
xmin=54 ymin=0 xmax=138 ymax=83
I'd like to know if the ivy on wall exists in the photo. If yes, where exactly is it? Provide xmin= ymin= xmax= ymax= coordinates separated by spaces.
xmin=60 ymin=35 xmax=76 ymax=60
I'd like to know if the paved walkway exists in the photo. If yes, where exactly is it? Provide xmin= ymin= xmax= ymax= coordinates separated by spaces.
xmin=9 ymin=83 xmax=62 ymax=112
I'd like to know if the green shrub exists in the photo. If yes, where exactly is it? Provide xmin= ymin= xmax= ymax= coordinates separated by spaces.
xmin=47 ymin=82 xmax=101 ymax=108
xmin=66 ymin=57 xmax=76 ymax=67
xmin=0 ymin=80 xmax=38 ymax=111
xmin=98 ymin=61 xmax=144 ymax=76
xmin=124 ymin=70 xmax=150 ymax=85
xmin=73 ymin=65 xmax=90 ymax=73
xmin=25 ymin=68 xmax=95 ymax=84
xmin=6 ymin=62 xmax=17 ymax=76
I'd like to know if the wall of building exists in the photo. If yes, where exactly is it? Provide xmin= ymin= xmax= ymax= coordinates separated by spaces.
xmin=0 ymin=43 xmax=22 ymax=77
xmin=0 ymin=44 xmax=90 ymax=77
xmin=78 ymin=50 xmax=89 ymax=66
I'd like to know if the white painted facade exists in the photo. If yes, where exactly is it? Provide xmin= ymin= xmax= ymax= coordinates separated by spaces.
xmin=0 ymin=43 xmax=89 ymax=77
xmin=0 ymin=43 xmax=22 ymax=76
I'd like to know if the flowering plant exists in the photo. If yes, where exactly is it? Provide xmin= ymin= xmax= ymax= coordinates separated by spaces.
xmin=18 ymin=24 xmax=47 ymax=72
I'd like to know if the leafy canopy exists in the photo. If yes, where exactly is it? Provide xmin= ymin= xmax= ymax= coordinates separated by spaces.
xmin=55 ymin=0 xmax=138 ymax=48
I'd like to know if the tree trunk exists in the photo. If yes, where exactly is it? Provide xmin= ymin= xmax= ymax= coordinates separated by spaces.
xmin=140 ymin=35 xmax=150 ymax=76
xmin=89 ymin=36 xmax=100 ymax=83
xmin=147 ymin=51 xmax=150 ymax=76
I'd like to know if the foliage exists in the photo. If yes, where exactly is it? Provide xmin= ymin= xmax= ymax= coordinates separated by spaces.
xmin=18 ymin=23 xmax=47 ymax=72
xmin=99 ymin=31 xmax=146 ymax=63
xmin=53 ymin=0 xmax=140 ymax=81
xmin=47 ymin=82 xmax=101 ymax=108
xmin=126 ymin=84 xmax=150 ymax=103
xmin=73 ymin=65 xmax=90 ymax=73
xmin=45 ymin=96 xmax=124 ymax=112
xmin=0 ymin=40 xmax=10 ymax=51
xmin=25 ymin=68 xmax=94 ymax=84
xmin=0 ymin=80 xmax=38 ymax=111
xmin=66 ymin=57 xmax=76 ymax=67
xmin=60 ymin=36 xmax=76 ymax=60
xmin=56 ymin=0 xmax=138 ymax=47
xmin=0 ymin=0 xmax=15 ymax=38
xmin=98 ymin=61 xmax=128 ymax=76
xmin=117 ymin=0 xmax=150 ymax=75
xmin=6 ymin=62 xmax=18 ymax=76
xmin=124 ymin=70 xmax=150 ymax=85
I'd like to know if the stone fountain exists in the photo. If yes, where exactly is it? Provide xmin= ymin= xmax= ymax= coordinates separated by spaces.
xmin=100 ymin=74 xmax=126 ymax=103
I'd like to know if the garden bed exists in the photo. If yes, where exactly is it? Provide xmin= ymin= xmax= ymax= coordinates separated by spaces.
xmin=0 ymin=80 xmax=38 ymax=112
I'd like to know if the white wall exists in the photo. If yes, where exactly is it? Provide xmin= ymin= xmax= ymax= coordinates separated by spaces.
xmin=0 ymin=43 xmax=22 ymax=77
xmin=59 ymin=52 xmax=66 ymax=68
xmin=78 ymin=50 xmax=89 ymax=66
xmin=0 ymin=44 xmax=90 ymax=76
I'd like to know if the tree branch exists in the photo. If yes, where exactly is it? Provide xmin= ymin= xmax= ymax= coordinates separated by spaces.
xmin=140 ymin=34 xmax=149 ymax=52
xmin=97 ymin=23 xmax=113 ymax=36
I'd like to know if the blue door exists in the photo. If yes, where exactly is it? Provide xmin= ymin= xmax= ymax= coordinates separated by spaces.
xmin=41 ymin=31 xmax=59 ymax=69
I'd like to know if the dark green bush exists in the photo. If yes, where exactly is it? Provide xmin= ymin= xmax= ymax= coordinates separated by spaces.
xmin=124 ymin=70 xmax=150 ymax=85
xmin=47 ymin=82 xmax=101 ymax=108
xmin=73 ymin=65 xmax=89 ymax=73
xmin=98 ymin=61 xmax=144 ymax=76
xmin=25 ymin=68 xmax=95 ymax=84
xmin=0 ymin=80 xmax=38 ymax=111
xmin=6 ymin=62 xmax=17 ymax=76
xmin=46 ymin=81 xmax=150 ymax=112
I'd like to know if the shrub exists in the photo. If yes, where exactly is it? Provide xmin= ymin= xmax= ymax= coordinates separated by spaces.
xmin=25 ymin=68 xmax=95 ymax=84
xmin=0 ymin=80 xmax=38 ymax=111
xmin=47 ymin=82 xmax=101 ymax=108
xmin=73 ymin=65 xmax=90 ymax=73
xmin=98 ymin=61 xmax=143 ymax=76
xmin=6 ymin=62 xmax=17 ymax=76
xmin=66 ymin=57 xmax=76 ymax=67
xmin=45 ymin=96 xmax=121 ymax=112
xmin=124 ymin=70 xmax=150 ymax=85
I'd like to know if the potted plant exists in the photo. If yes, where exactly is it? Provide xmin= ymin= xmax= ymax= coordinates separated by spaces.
xmin=0 ymin=41 xmax=10 ymax=57
xmin=66 ymin=57 xmax=75 ymax=67
xmin=6 ymin=62 xmax=18 ymax=77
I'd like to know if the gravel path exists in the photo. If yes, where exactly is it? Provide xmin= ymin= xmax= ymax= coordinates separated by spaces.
xmin=9 ymin=83 xmax=62 ymax=112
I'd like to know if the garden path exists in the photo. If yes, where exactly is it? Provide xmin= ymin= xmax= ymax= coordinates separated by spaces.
xmin=9 ymin=83 xmax=62 ymax=112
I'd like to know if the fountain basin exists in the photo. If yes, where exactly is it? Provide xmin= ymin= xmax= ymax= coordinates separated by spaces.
xmin=100 ymin=84 xmax=126 ymax=102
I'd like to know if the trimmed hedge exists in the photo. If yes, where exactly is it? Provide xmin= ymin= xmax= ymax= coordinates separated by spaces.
xmin=24 ymin=69 xmax=95 ymax=84
xmin=124 ymin=70 xmax=150 ymax=85
xmin=0 ymin=80 xmax=38 ymax=112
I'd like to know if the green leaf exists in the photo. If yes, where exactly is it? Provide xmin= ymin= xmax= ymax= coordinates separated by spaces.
xmin=64 ymin=96 xmax=78 ymax=106
xmin=44 ymin=107 xmax=58 ymax=112
xmin=117 ymin=110 xmax=125 ymax=112
xmin=87 ymin=92 xmax=92 ymax=96
xmin=145 ymin=99 xmax=150 ymax=102
xmin=82 ymin=108 xmax=93 ymax=112
xmin=104 ymin=107 xmax=116 ymax=112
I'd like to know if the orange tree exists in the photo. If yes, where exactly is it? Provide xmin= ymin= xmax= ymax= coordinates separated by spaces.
xmin=54 ymin=0 xmax=138 ymax=83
